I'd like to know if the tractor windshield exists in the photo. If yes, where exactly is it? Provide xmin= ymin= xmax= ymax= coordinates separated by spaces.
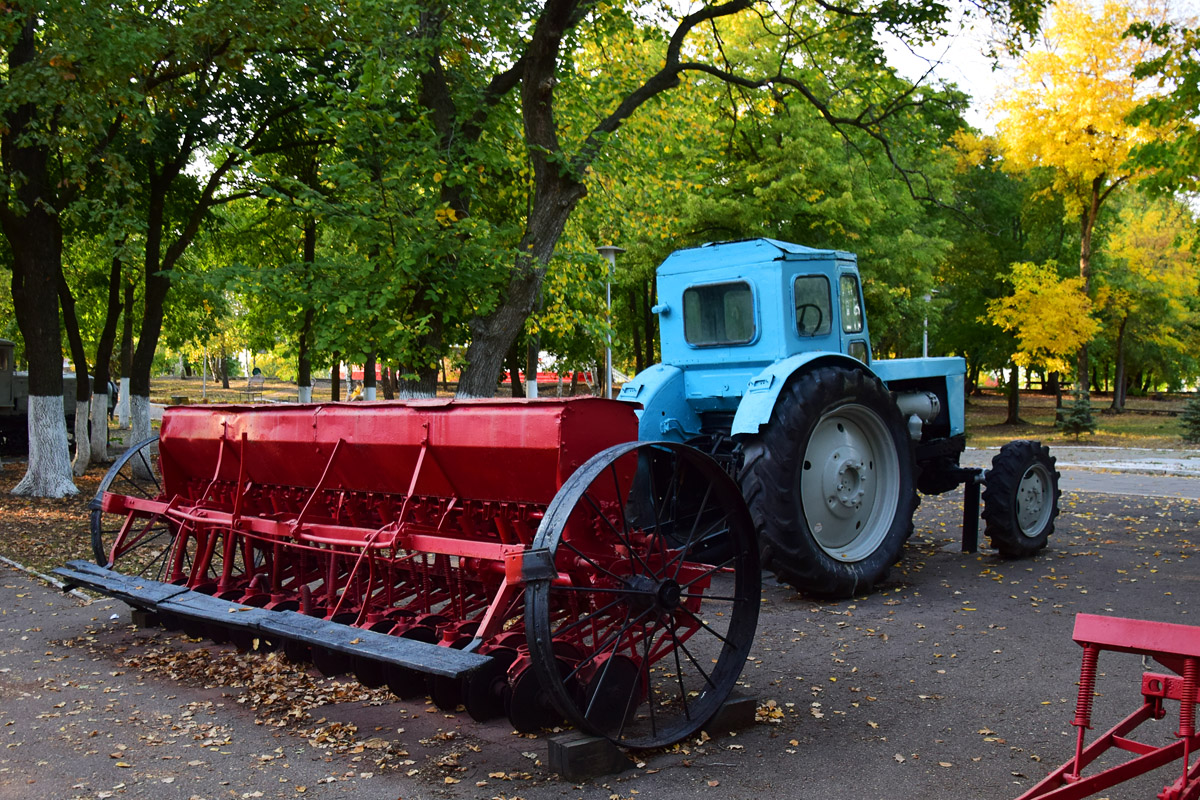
xmin=683 ymin=281 xmax=755 ymax=346
xmin=794 ymin=275 xmax=832 ymax=337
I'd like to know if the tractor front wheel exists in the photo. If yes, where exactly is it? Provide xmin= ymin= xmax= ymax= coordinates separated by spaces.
xmin=982 ymin=440 xmax=1060 ymax=557
xmin=740 ymin=365 xmax=917 ymax=599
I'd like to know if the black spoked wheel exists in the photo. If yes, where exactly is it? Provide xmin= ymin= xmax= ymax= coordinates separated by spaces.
xmin=740 ymin=365 xmax=917 ymax=599
xmin=525 ymin=441 xmax=760 ymax=749
xmin=982 ymin=440 xmax=1060 ymax=557
xmin=90 ymin=436 xmax=178 ymax=580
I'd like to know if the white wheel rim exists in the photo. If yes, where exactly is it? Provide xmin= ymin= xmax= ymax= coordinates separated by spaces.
xmin=798 ymin=404 xmax=900 ymax=562
xmin=1016 ymin=463 xmax=1054 ymax=535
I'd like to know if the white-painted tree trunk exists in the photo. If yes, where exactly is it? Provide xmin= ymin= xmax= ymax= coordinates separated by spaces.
xmin=363 ymin=387 xmax=376 ymax=401
xmin=116 ymin=377 xmax=131 ymax=428
xmin=12 ymin=396 xmax=78 ymax=498
xmin=90 ymin=391 xmax=109 ymax=463
xmin=71 ymin=399 xmax=91 ymax=476
xmin=298 ymin=385 xmax=312 ymax=403
xmin=130 ymin=394 xmax=152 ymax=443
xmin=129 ymin=394 xmax=154 ymax=480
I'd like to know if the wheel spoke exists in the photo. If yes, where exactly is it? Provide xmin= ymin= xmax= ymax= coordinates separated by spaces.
xmin=582 ymin=489 xmax=656 ymax=578
xmin=674 ymin=603 xmax=736 ymax=648
xmin=671 ymin=622 xmax=719 ymax=691
xmin=526 ymin=441 xmax=759 ymax=748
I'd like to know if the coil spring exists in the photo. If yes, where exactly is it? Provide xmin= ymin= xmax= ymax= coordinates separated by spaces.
xmin=1181 ymin=657 xmax=1198 ymax=739
xmin=1073 ymin=645 xmax=1100 ymax=729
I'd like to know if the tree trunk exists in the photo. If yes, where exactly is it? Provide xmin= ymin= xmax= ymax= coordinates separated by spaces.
xmin=396 ymin=371 xmax=438 ymax=398
xmin=1111 ymin=315 xmax=1128 ymax=412
xmin=87 ymin=250 xmax=123 ymax=463
xmin=219 ymin=341 xmax=230 ymax=389
xmin=525 ymin=339 xmax=539 ymax=398
xmin=57 ymin=271 xmax=93 ymax=476
xmin=507 ymin=339 xmax=524 ymax=398
xmin=1076 ymin=179 xmax=1105 ymax=393
xmin=1004 ymin=363 xmax=1022 ymax=425
xmin=117 ymin=277 xmax=135 ymax=428
xmin=1 ymin=12 xmax=76 ymax=497
xmin=331 ymin=353 xmax=341 ymax=402
xmin=297 ymin=218 xmax=316 ymax=403
xmin=629 ymin=286 xmax=643 ymax=375
xmin=643 ymin=279 xmax=656 ymax=370
xmin=380 ymin=365 xmax=393 ymax=400
xmin=968 ymin=363 xmax=982 ymax=397
xmin=129 ymin=174 xmax=174 ymax=425
xmin=364 ymin=352 xmax=377 ymax=400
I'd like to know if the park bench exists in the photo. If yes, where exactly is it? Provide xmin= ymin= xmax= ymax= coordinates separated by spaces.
xmin=239 ymin=373 xmax=265 ymax=402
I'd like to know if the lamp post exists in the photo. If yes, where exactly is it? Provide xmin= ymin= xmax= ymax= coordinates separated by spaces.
xmin=596 ymin=245 xmax=625 ymax=399
xmin=922 ymin=290 xmax=939 ymax=358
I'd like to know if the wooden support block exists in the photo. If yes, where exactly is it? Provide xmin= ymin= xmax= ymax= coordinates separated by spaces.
xmin=547 ymin=731 xmax=628 ymax=781
xmin=704 ymin=693 xmax=758 ymax=736
xmin=131 ymin=608 xmax=160 ymax=629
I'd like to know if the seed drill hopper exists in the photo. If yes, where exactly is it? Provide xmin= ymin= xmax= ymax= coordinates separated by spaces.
xmin=55 ymin=399 xmax=760 ymax=748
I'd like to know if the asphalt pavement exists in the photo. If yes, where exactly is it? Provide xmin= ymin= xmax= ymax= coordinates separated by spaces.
xmin=0 ymin=447 xmax=1196 ymax=800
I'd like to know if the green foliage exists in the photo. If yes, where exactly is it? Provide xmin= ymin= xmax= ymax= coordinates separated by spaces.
xmin=3 ymin=0 xmax=1066 ymax=399
xmin=1057 ymin=383 xmax=1097 ymax=439
xmin=1181 ymin=395 xmax=1200 ymax=443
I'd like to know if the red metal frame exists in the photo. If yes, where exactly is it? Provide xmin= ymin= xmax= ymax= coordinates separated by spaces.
xmin=100 ymin=399 xmax=725 ymax=705
xmin=1017 ymin=614 xmax=1200 ymax=800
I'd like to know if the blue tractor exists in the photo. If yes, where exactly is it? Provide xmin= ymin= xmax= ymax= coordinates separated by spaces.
xmin=618 ymin=239 xmax=1061 ymax=598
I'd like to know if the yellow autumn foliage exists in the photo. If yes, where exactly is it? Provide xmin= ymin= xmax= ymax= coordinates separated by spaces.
xmin=995 ymin=0 xmax=1168 ymax=215
xmin=987 ymin=262 xmax=1100 ymax=372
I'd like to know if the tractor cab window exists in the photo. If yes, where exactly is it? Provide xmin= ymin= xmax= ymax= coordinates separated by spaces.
xmin=683 ymin=281 xmax=755 ymax=346
xmin=839 ymin=274 xmax=864 ymax=334
xmin=793 ymin=275 xmax=832 ymax=336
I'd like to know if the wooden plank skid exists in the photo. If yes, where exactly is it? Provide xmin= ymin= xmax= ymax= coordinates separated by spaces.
xmin=52 ymin=560 xmax=492 ymax=680
xmin=262 ymin=612 xmax=490 ymax=679
xmin=53 ymin=560 xmax=189 ymax=608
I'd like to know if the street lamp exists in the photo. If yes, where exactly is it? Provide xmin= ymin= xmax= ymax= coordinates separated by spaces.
xmin=922 ymin=289 xmax=939 ymax=358
xmin=596 ymin=245 xmax=625 ymax=399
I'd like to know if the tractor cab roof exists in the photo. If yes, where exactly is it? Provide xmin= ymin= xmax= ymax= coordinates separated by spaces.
xmin=657 ymin=238 xmax=856 ymax=276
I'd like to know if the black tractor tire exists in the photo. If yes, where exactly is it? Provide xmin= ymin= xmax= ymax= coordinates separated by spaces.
xmin=740 ymin=365 xmax=918 ymax=599
xmin=982 ymin=440 xmax=1060 ymax=557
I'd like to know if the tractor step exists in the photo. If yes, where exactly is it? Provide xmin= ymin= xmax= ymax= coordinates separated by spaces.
xmin=54 ymin=560 xmax=492 ymax=680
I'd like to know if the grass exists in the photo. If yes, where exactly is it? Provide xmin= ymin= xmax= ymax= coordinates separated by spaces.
xmin=964 ymin=390 xmax=1197 ymax=449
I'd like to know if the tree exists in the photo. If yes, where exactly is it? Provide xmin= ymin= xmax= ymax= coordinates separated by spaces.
xmin=987 ymin=260 xmax=1100 ymax=422
xmin=995 ymin=0 xmax=1168 ymax=389
xmin=1099 ymin=193 xmax=1200 ymax=409
xmin=0 ymin=3 xmax=143 ymax=496
xmin=117 ymin=1 xmax=332 ymax=445
xmin=336 ymin=0 xmax=1047 ymax=397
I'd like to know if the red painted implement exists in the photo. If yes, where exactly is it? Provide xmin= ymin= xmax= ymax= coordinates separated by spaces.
xmin=56 ymin=398 xmax=760 ymax=748
xmin=1017 ymin=613 xmax=1200 ymax=800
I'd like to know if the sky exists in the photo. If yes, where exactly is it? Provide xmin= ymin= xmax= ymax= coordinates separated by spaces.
xmin=880 ymin=20 xmax=1018 ymax=133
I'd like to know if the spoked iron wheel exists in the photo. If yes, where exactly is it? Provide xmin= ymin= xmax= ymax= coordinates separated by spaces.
xmin=525 ymin=441 xmax=760 ymax=749
xmin=90 ymin=436 xmax=178 ymax=580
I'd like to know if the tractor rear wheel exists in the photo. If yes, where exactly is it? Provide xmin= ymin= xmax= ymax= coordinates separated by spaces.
xmin=740 ymin=365 xmax=917 ymax=599
xmin=982 ymin=440 xmax=1060 ymax=557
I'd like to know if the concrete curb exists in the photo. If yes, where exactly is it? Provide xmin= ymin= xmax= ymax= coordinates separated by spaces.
xmin=0 ymin=553 xmax=94 ymax=603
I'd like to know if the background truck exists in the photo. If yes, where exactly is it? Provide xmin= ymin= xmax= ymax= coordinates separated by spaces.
xmin=0 ymin=338 xmax=81 ymax=452
xmin=618 ymin=238 xmax=1061 ymax=598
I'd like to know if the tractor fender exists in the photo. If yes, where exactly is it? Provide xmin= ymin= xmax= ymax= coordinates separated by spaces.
xmin=731 ymin=353 xmax=880 ymax=437
xmin=618 ymin=363 xmax=703 ymax=443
